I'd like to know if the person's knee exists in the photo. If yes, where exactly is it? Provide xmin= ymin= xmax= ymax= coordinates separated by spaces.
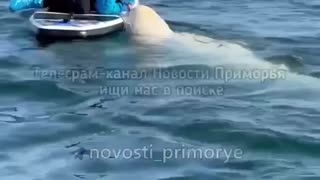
xmin=96 ymin=0 xmax=122 ymax=14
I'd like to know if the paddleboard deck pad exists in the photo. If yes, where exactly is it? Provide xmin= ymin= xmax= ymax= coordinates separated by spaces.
xmin=30 ymin=12 xmax=124 ymax=38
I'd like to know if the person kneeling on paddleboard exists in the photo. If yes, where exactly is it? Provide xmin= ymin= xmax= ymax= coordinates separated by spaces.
xmin=9 ymin=0 xmax=135 ymax=15
xmin=96 ymin=0 xmax=135 ymax=14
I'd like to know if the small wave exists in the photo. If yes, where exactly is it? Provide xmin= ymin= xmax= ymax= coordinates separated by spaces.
xmin=264 ymin=37 xmax=300 ymax=44
xmin=0 ymin=55 xmax=26 ymax=69
xmin=0 ymin=80 xmax=80 ymax=101
xmin=0 ymin=113 xmax=24 ymax=123
xmin=309 ymin=71 xmax=320 ymax=79
xmin=289 ymin=0 xmax=320 ymax=9
xmin=265 ymin=55 xmax=304 ymax=71
xmin=172 ymin=122 xmax=320 ymax=157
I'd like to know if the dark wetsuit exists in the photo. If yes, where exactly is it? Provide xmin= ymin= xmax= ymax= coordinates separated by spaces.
xmin=44 ymin=0 xmax=96 ymax=14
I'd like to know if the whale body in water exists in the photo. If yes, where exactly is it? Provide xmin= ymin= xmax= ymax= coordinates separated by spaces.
xmin=123 ymin=5 xmax=288 ymax=71
xmin=121 ymin=5 xmax=320 ymax=98
xmin=124 ymin=5 xmax=173 ymax=42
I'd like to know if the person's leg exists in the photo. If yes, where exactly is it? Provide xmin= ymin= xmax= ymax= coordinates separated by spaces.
xmin=45 ymin=0 xmax=75 ymax=13
xmin=90 ymin=0 xmax=97 ymax=12
xmin=44 ymin=0 xmax=93 ymax=14
xmin=74 ymin=0 xmax=91 ymax=14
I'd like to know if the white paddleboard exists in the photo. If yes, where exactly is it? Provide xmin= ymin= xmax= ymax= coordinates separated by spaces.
xmin=29 ymin=0 xmax=140 ymax=38
xmin=30 ymin=12 xmax=124 ymax=38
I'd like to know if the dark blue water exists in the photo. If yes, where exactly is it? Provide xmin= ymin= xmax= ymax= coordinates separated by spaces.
xmin=1 ymin=0 xmax=320 ymax=179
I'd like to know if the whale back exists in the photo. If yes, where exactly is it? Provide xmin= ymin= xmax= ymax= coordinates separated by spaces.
xmin=125 ymin=5 xmax=173 ymax=38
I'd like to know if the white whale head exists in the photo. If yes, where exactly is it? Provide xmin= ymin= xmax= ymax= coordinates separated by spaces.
xmin=124 ymin=5 xmax=173 ymax=42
